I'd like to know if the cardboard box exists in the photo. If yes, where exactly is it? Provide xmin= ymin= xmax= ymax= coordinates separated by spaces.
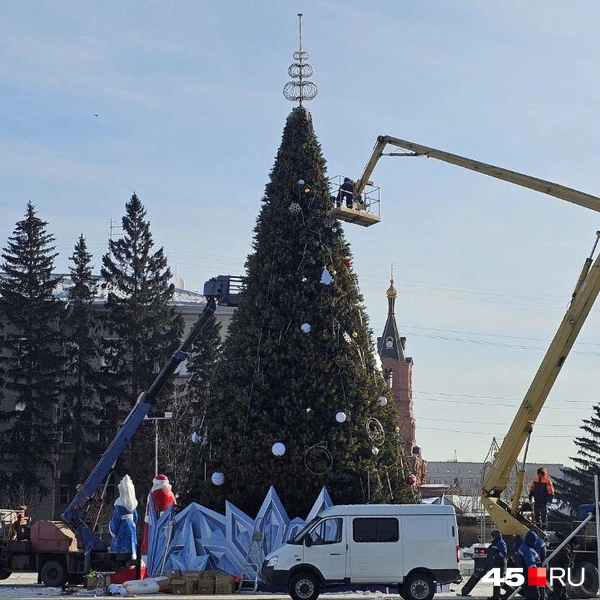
xmin=154 ymin=576 xmax=171 ymax=592
xmin=199 ymin=570 xmax=217 ymax=581
xmin=184 ymin=569 xmax=202 ymax=578
xmin=171 ymin=578 xmax=196 ymax=595
xmin=214 ymin=574 xmax=235 ymax=594
xmin=166 ymin=568 xmax=181 ymax=579
xmin=198 ymin=577 xmax=215 ymax=594
xmin=85 ymin=573 xmax=111 ymax=590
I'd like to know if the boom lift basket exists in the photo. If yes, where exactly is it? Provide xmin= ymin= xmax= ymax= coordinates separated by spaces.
xmin=328 ymin=175 xmax=381 ymax=227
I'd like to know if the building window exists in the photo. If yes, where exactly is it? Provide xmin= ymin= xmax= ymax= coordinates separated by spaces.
xmin=59 ymin=482 xmax=70 ymax=504
xmin=384 ymin=368 xmax=393 ymax=388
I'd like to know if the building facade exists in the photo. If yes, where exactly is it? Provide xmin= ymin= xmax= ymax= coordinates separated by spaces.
xmin=426 ymin=460 xmax=565 ymax=497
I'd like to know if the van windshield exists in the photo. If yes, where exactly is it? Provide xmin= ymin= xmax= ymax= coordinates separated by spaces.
xmin=288 ymin=517 xmax=320 ymax=544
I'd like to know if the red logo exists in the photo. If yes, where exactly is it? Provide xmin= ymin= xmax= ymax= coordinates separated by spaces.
xmin=528 ymin=567 xmax=546 ymax=587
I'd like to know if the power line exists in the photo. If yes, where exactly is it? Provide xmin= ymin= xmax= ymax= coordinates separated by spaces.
xmin=412 ymin=388 xmax=597 ymax=405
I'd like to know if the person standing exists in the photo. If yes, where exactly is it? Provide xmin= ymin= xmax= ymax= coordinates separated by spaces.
xmin=519 ymin=530 xmax=542 ymax=600
xmin=336 ymin=177 xmax=355 ymax=209
xmin=529 ymin=467 xmax=554 ymax=529
xmin=487 ymin=529 xmax=508 ymax=600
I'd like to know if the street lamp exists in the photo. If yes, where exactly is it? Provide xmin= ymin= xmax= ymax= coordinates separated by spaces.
xmin=144 ymin=412 xmax=173 ymax=475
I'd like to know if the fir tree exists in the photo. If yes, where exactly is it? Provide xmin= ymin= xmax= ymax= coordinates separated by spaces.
xmin=202 ymin=108 xmax=413 ymax=517
xmin=99 ymin=193 xmax=184 ymax=489
xmin=174 ymin=313 xmax=222 ymax=503
xmin=0 ymin=202 xmax=65 ymax=506
xmin=554 ymin=403 xmax=600 ymax=514
xmin=61 ymin=235 xmax=102 ymax=493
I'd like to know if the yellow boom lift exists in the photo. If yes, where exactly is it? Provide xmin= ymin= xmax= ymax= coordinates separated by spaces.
xmin=352 ymin=135 xmax=600 ymax=538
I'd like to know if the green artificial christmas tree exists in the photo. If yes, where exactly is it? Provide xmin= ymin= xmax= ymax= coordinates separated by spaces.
xmin=0 ymin=203 xmax=65 ymax=507
xmin=61 ymin=235 xmax=102 ymax=494
xmin=170 ymin=313 xmax=222 ymax=503
xmin=202 ymin=107 xmax=414 ymax=518
xmin=99 ymin=193 xmax=183 ymax=488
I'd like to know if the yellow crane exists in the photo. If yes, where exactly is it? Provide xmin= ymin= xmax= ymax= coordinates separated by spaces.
xmin=352 ymin=134 xmax=600 ymax=538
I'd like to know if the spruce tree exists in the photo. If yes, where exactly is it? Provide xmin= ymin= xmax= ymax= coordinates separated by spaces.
xmin=0 ymin=203 xmax=65 ymax=507
xmin=202 ymin=108 xmax=413 ymax=517
xmin=61 ymin=235 xmax=102 ymax=493
xmin=554 ymin=403 xmax=600 ymax=514
xmin=99 ymin=194 xmax=184 ymax=490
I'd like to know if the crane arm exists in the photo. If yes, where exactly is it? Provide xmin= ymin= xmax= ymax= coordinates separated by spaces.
xmin=61 ymin=298 xmax=216 ymax=554
xmin=484 ymin=235 xmax=600 ymax=496
xmin=354 ymin=135 xmax=600 ymax=214
xmin=482 ymin=233 xmax=600 ymax=535
xmin=353 ymin=133 xmax=600 ymax=535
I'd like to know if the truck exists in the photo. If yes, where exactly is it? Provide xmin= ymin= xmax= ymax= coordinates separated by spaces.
xmin=263 ymin=503 xmax=461 ymax=600
xmin=348 ymin=135 xmax=600 ymax=596
xmin=0 ymin=298 xmax=217 ymax=586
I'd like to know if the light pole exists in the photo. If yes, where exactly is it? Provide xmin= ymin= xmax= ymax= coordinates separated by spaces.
xmin=144 ymin=412 xmax=173 ymax=475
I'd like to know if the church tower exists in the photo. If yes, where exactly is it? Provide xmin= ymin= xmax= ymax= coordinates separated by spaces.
xmin=377 ymin=269 xmax=426 ymax=482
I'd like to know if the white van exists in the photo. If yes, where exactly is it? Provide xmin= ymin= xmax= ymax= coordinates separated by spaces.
xmin=262 ymin=504 xmax=461 ymax=600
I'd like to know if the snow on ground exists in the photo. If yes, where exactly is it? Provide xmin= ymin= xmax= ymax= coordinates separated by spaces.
xmin=0 ymin=572 xmax=61 ymax=597
xmin=0 ymin=566 xmax=490 ymax=599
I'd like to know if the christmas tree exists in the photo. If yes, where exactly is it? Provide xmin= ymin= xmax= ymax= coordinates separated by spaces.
xmin=165 ymin=312 xmax=222 ymax=501
xmin=202 ymin=107 xmax=413 ymax=518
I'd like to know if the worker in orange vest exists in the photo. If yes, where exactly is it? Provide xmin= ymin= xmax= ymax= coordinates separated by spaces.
xmin=529 ymin=467 xmax=554 ymax=529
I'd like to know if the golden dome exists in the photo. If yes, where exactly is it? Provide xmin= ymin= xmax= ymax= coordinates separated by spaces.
xmin=386 ymin=278 xmax=397 ymax=299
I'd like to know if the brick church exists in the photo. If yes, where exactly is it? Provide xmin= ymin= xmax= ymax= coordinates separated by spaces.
xmin=377 ymin=273 xmax=427 ymax=484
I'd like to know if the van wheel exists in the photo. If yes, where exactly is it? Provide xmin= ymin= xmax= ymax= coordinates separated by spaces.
xmin=40 ymin=560 xmax=67 ymax=587
xmin=0 ymin=569 xmax=11 ymax=580
xmin=571 ymin=562 xmax=599 ymax=599
xmin=289 ymin=572 xmax=320 ymax=600
xmin=404 ymin=573 xmax=435 ymax=600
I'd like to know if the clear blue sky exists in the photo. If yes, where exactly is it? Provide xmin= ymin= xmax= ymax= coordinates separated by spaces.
xmin=2 ymin=1 xmax=600 ymax=467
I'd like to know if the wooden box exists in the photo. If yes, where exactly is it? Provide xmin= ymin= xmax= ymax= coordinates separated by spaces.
xmin=171 ymin=577 xmax=196 ymax=595
xmin=85 ymin=573 xmax=111 ymax=589
xmin=214 ymin=574 xmax=235 ymax=594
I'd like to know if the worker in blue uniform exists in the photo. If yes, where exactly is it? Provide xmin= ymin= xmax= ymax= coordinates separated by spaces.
xmin=487 ymin=529 xmax=508 ymax=600
xmin=518 ymin=530 xmax=542 ymax=600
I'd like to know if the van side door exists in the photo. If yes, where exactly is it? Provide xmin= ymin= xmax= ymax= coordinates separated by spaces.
xmin=348 ymin=517 xmax=402 ymax=583
xmin=302 ymin=517 xmax=346 ymax=582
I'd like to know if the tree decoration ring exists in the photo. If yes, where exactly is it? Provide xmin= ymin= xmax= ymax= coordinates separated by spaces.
xmin=304 ymin=441 xmax=333 ymax=475
xmin=366 ymin=417 xmax=385 ymax=445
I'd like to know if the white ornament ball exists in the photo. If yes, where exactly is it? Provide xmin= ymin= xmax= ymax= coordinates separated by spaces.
xmin=378 ymin=396 xmax=388 ymax=407
xmin=371 ymin=447 xmax=379 ymax=455
xmin=335 ymin=411 xmax=347 ymax=423
xmin=211 ymin=472 xmax=225 ymax=486
xmin=272 ymin=442 xmax=286 ymax=456
xmin=301 ymin=323 xmax=311 ymax=334
xmin=302 ymin=276 xmax=307 ymax=283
